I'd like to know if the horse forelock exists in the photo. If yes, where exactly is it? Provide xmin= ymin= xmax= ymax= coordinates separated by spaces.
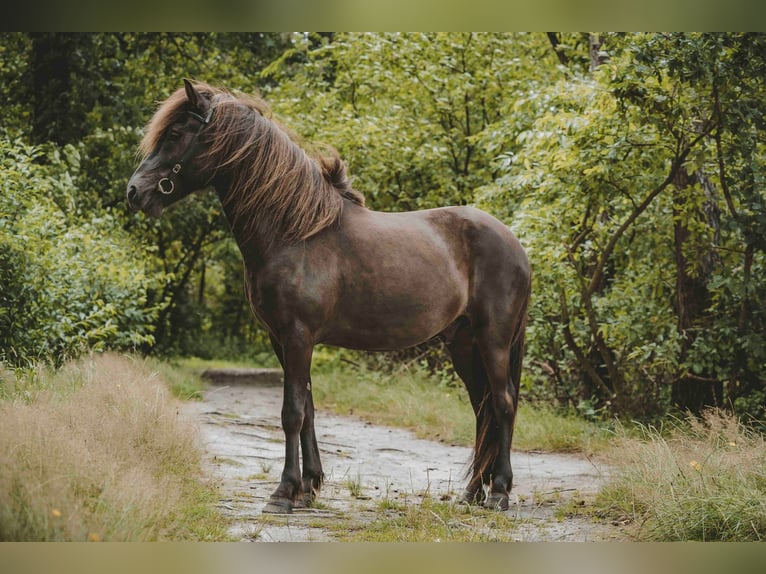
xmin=138 ymin=87 xmax=201 ymax=159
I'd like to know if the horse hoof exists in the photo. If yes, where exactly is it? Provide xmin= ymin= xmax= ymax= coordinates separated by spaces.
xmin=484 ymin=492 xmax=509 ymax=511
xmin=262 ymin=497 xmax=293 ymax=514
xmin=458 ymin=488 xmax=486 ymax=506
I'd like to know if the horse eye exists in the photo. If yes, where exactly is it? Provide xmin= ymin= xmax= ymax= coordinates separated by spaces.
xmin=164 ymin=124 xmax=186 ymax=142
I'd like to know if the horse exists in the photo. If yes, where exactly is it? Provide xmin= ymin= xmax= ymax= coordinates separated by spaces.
xmin=126 ymin=79 xmax=531 ymax=513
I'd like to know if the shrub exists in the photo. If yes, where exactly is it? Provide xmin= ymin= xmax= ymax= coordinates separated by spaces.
xmin=0 ymin=138 xmax=159 ymax=366
xmin=0 ymin=353 xmax=226 ymax=541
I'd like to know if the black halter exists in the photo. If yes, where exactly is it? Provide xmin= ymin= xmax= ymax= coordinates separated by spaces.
xmin=157 ymin=107 xmax=214 ymax=195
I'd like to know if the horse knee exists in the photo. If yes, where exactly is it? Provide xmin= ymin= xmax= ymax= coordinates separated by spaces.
xmin=491 ymin=388 xmax=515 ymax=419
xmin=281 ymin=403 xmax=305 ymax=434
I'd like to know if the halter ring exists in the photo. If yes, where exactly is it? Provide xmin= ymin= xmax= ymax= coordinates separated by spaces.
xmin=158 ymin=177 xmax=175 ymax=195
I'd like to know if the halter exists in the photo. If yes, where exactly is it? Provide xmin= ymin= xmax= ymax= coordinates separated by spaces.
xmin=157 ymin=107 xmax=214 ymax=195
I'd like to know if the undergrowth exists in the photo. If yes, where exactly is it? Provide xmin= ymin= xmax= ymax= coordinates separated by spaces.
xmin=595 ymin=409 xmax=766 ymax=541
xmin=0 ymin=353 xmax=228 ymax=541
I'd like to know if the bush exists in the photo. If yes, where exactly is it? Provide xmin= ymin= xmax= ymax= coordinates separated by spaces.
xmin=0 ymin=138 xmax=159 ymax=366
xmin=0 ymin=353 xmax=227 ymax=541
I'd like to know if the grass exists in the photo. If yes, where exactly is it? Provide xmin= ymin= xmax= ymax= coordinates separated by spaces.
xmin=345 ymin=473 xmax=365 ymax=499
xmin=595 ymin=409 xmax=766 ymax=541
xmin=0 ymin=353 xmax=229 ymax=541
xmin=144 ymin=356 xmax=209 ymax=401
xmin=311 ymin=361 xmax=612 ymax=454
xmin=332 ymin=497 xmax=521 ymax=542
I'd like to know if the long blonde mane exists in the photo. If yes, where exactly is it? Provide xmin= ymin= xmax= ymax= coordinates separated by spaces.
xmin=139 ymin=82 xmax=365 ymax=243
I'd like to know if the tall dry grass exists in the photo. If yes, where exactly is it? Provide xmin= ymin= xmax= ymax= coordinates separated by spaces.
xmin=596 ymin=409 xmax=766 ymax=541
xmin=0 ymin=353 xmax=225 ymax=541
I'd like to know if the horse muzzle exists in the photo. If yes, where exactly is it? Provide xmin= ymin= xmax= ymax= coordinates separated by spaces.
xmin=126 ymin=183 xmax=164 ymax=218
xmin=126 ymin=184 xmax=140 ymax=211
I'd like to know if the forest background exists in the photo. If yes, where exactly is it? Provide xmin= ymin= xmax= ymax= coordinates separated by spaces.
xmin=1 ymin=32 xmax=764 ymax=423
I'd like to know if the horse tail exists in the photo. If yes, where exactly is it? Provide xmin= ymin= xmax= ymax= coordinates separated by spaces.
xmin=508 ymin=287 xmax=530 ymax=415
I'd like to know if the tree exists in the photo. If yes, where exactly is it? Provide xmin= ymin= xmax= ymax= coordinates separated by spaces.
xmin=263 ymin=32 xmax=557 ymax=212
xmin=482 ymin=33 xmax=766 ymax=418
xmin=1 ymin=33 xmax=293 ymax=362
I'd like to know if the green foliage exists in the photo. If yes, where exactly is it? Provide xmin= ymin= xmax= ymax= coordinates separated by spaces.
xmin=478 ymin=33 xmax=766 ymax=419
xmin=478 ymin=66 xmax=682 ymax=415
xmin=263 ymin=32 xmax=556 ymax=212
xmin=1 ymin=33 xmax=764 ymax=422
xmin=0 ymin=33 xmax=292 ymax=366
xmin=0 ymin=138 xmax=158 ymax=366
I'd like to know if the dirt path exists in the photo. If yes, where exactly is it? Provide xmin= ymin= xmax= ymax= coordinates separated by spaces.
xmin=183 ymin=373 xmax=624 ymax=541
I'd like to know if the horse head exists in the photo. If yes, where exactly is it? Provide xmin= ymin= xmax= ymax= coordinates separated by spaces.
xmin=126 ymin=79 xmax=213 ymax=217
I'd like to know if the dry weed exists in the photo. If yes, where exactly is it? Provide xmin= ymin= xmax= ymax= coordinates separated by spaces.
xmin=0 ymin=353 xmax=217 ymax=541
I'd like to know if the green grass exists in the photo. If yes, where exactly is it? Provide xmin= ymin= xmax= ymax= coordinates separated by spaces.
xmin=0 ymin=353 xmax=229 ymax=541
xmin=145 ymin=356 xmax=209 ymax=401
xmin=332 ymin=497 xmax=521 ymax=542
xmin=311 ymin=361 xmax=612 ymax=454
xmin=595 ymin=410 xmax=766 ymax=541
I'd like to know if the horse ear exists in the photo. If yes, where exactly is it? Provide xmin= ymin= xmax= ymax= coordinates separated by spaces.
xmin=184 ymin=79 xmax=201 ymax=109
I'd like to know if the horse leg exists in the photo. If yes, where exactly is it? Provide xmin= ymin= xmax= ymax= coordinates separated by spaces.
xmin=473 ymin=331 xmax=516 ymax=511
xmin=263 ymin=329 xmax=314 ymax=514
xmin=473 ymin=289 xmax=528 ymax=511
xmin=448 ymin=322 xmax=491 ymax=505
xmin=269 ymin=335 xmax=323 ymax=508
xmin=298 ymin=381 xmax=324 ymax=507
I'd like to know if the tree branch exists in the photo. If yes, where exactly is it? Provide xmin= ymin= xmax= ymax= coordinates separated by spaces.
xmin=557 ymin=287 xmax=615 ymax=400
xmin=587 ymin=128 xmax=711 ymax=297
xmin=546 ymin=33 xmax=568 ymax=66
xmin=712 ymin=82 xmax=739 ymax=219
xmin=565 ymin=248 xmax=626 ymax=402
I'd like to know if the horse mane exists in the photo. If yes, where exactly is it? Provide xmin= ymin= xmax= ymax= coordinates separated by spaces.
xmin=138 ymin=81 xmax=365 ymax=244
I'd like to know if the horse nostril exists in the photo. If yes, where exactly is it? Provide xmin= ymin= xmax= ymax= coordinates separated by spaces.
xmin=127 ymin=185 xmax=138 ymax=204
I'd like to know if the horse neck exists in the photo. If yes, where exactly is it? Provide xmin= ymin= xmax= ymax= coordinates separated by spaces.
xmin=211 ymin=174 xmax=279 ymax=270
xmin=204 ymin=103 xmax=347 ymax=266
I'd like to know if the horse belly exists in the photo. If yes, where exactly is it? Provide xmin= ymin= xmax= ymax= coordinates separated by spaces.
xmin=324 ymin=271 xmax=467 ymax=351
xmin=324 ymin=312 xmax=460 ymax=351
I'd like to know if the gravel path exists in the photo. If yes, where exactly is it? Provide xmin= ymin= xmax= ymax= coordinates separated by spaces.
xmin=182 ymin=373 xmax=623 ymax=541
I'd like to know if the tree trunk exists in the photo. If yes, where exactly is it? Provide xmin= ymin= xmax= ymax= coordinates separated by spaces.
xmin=671 ymin=168 xmax=723 ymax=412
xmin=29 ymin=33 xmax=90 ymax=146
xmin=546 ymin=33 xmax=568 ymax=66
xmin=588 ymin=33 xmax=608 ymax=72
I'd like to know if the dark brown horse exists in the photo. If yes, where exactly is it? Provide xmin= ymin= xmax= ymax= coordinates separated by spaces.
xmin=127 ymin=80 xmax=530 ymax=513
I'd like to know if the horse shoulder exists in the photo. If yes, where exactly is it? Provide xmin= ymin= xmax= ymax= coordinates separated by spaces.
xmin=250 ymin=241 xmax=343 ymax=336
